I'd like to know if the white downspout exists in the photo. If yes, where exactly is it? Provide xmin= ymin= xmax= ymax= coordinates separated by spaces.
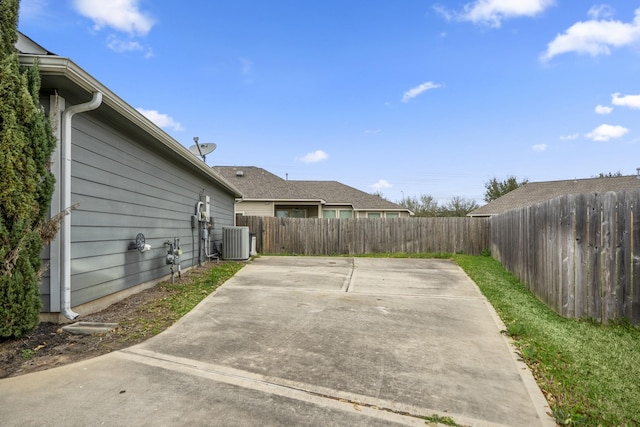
xmin=60 ymin=92 xmax=103 ymax=320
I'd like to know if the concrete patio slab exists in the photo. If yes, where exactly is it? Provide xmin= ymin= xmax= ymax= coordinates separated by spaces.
xmin=0 ymin=256 xmax=554 ymax=427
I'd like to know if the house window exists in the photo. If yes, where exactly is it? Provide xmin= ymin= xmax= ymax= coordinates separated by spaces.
xmin=339 ymin=210 xmax=353 ymax=218
xmin=277 ymin=209 xmax=306 ymax=218
xmin=323 ymin=210 xmax=336 ymax=218
xmin=386 ymin=212 xmax=399 ymax=218
xmin=367 ymin=212 xmax=381 ymax=218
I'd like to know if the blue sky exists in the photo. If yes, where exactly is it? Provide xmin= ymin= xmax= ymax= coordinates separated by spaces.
xmin=18 ymin=0 xmax=640 ymax=205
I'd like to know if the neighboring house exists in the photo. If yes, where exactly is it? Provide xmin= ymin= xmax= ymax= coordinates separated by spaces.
xmin=214 ymin=166 xmax=413 ymax=218
xmin=17 ymin=33 xmax=242 ymax=322
xmin=468 ymin=175 xmax=640 ymax=217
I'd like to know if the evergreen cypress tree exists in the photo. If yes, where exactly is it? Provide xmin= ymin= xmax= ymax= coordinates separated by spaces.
xmin=0 ymin=0 xmax=57 ymax=338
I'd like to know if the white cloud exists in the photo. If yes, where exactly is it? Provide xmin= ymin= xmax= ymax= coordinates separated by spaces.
xmin=541 ymin=8 xmax=640 ymax=61
xmin=401 ymin=81 xmax=441 ymax=103
xmin=371 ymin=179 xmax=392 ymax=190
xmin=107 ymin=37 xmax=143 ymax=53
xmin=560 ymin=133 xmax=579 ymax=140
xmin=106 ymin=35 xmax=153 ymax=57
xmin=437 ymin=0 xmax=555 ymax=28
xmin=585 ymin=124 xmax=629 ymax=141
xmin=612 ymin=92 xmax=640 ymax=109
xmin=433 ymin=5 xmax=455 ymax=22
xmin=72 ymin=0 xmax=154 ymax=36
xmin=300 ymin=150 xmax=328 ymax=163
xmin=588 ymin=5 xmax=615 ymax=20
xmin=364 ymin=129 xmax=382 ymax=134
xmin=532 ymin=144 xmax=547 ymax=152
xmin=136 ymin=108 xmax=184 ymax=131
xmin=595 ymin=104 xmax=613 ymax=114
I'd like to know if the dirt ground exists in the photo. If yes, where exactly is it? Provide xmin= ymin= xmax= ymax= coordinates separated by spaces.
xmin=0 ymin=266 xmax=211 ymax=379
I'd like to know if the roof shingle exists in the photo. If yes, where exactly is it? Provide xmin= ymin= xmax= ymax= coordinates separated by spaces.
xmin=469 ymin=175 xmax=640 ymax=216
xmin=214 ymin=166 xmax=408 ymax=211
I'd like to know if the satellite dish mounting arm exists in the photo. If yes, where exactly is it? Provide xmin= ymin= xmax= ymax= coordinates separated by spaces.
xmin=193 ymin=137 xmax=204 ymax=161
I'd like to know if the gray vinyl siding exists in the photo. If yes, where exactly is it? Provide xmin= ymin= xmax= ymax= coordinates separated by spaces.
xmin=41 ymin=112 xmax=235 ymax=309
xmin=38 ymin=250 xmax=52 ymax=310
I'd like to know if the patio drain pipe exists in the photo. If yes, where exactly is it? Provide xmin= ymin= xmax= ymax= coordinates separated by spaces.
xmin=60 ymin=91 xmax=103 ymax=320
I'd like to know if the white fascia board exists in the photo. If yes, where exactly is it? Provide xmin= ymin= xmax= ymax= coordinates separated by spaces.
xmin=350 ymin=209 xmax=414 ymax=216
xmin=245 ymin=198 xmax=326 ymax=204
xmin=19 ymin=54 xmax=243 ymax=198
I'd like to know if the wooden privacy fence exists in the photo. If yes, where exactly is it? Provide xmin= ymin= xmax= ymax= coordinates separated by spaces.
xmin=491 ymin=190 xmax=640 ymax=325
xmin=236 ymin=216 xmax=490 ymax=256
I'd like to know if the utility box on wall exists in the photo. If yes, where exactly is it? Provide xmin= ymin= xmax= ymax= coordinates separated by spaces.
xmin=222 ymin=226 xmax=250 ymax=260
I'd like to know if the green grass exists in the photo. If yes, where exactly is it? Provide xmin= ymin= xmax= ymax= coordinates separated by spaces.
xmin=155 ymin=262 xmax=245 ymax=317
xmin=116 ymin=262 xmax=244 ymax=341
xmin=453 ymin=254 xmax=640 ymax=426
xmin=21 ymin=348 xmax=35 ymax=359
xmin=422 ymin=413 xmax=460 ymax=426
xmin=350 ymin=252 xmax=454 ymax=259
xmin=265 ymin=252 xmax=455 ymax=259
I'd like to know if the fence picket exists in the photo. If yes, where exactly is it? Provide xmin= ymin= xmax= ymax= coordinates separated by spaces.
xmin=602 ymin=193 xmax=616 ymax=323
xmin=618 ymin=192 xmax=631 ymax=320
xmin=574 ymin=194 xmax=587 ymax=318
xmin=632 ymin=194 xmax=640 ymax=324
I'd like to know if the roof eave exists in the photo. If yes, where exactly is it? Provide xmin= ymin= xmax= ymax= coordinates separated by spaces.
xmin=241 ymin=198 xmax=327 ymax=204
xmin=352 ymin=208 xmax=412 ymax=213
xmin=19 ymin=54 xmax=243 ymax=198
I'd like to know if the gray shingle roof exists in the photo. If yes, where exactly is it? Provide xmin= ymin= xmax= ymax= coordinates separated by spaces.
xmin=213 ymin=166 xmax=302 ymax=200
xmin=293 ymin=180 xmax=406 ymax=210
xmin=469 ymin=175 xmax=640 ymax=216
xmin=213 ymin=166 xmax=408 ymax=211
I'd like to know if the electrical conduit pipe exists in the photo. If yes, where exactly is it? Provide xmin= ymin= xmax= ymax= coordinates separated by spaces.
xmin=60 ymin=92 xmax=103 ymax=319
xmin=195 ymin=201 xmax=203 ymax=265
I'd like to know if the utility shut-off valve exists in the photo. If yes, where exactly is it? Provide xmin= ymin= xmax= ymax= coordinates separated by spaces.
xmin=194 ymin=196 xmax=215 ymax=264
xmin=164 ymin=238 xmax=182 ymax=284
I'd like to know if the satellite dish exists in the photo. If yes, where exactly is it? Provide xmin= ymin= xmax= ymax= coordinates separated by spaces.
xmin=190 ymin=143 xmax=216 ymax=156
xmin=189 ymin=137 xmax=217 ymax=162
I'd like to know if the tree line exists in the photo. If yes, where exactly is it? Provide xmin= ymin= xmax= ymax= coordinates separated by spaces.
xmin=392 ymin=171 xmax=627 ymax=217
xmin=391 ymin=176 xmax=528 ymax=217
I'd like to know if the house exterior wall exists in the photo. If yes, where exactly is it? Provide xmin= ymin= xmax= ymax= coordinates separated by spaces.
xmin=236 ymin=201 xmax=321 ymax=218
xmin=235 ymin=202 xmax=410 ymax=219
xmin=235 ymin=201 xmax=274 ymax=216
xmin=40 ymin=112 xmax=235 ymax=312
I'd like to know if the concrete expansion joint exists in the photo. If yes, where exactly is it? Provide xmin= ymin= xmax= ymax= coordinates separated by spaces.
xmin=341 ymin=257 xmax=356 ymax=292
xmin=292 ymin=389 xmax=478 ymax=427
xmin=119 ymin=347 xmax=478 ymax=426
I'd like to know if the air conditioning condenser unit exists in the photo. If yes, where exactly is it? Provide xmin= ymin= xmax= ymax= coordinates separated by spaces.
xmin=222 ymin=226 xmax=250 ymax=260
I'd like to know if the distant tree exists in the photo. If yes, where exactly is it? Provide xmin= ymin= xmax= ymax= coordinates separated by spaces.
xmin=0 ymin=0 xmax=57 ymax=338
xmin=439 ymin=196 xmax=480 ymax=217
xmin=371 ymin=190 xmax=390 ymax=201
xmin=484 ymin=176 xmax=528 ymax=203
xmin=593 ymin=171 xmax=623 ymax=178
xmin=399 ymin=194 xmax=439 ymax=217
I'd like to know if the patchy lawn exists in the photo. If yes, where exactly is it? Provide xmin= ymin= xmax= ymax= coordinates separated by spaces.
xmin=0 ymin=262 xmax=244 ymax=378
